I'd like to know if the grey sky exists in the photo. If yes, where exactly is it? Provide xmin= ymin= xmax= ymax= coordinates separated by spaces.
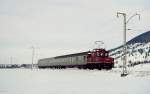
xmin=0 ymin=0 xmax=150 ymax=64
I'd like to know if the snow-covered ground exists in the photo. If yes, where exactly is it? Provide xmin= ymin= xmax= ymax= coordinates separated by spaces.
xmin=110 ymin=42 xmax=150 ymax=67
xmin=0 ymin=64 xmax=150 ymax=94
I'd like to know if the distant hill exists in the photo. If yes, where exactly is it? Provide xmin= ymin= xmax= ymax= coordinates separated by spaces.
xmin=110 ymin=31 xmax=150 ymax=52
xmin=127 ymin=31 xmax=150 ymax=44
xmin=109 ymin=31 xmax=150 ymax=67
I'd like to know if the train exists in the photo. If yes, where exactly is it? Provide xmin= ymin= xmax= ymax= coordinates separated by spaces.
xmin=38 ymin=48 xmax=114 ymax=70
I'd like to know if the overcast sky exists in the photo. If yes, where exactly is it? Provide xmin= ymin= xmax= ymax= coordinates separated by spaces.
xmin=0 ymin=0 xmax=150 ymax=64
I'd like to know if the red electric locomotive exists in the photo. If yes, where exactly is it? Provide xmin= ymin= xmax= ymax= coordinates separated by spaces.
xmin=86 ymin=48 xmax=114 ymax=69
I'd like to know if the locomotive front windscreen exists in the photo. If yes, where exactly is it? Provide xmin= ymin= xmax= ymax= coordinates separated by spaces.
xmin=96 ymin=51 xmax=109 ymax=57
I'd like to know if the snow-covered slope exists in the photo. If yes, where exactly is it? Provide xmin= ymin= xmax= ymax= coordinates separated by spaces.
xmin=109 ymin=31 xmax=150 ymax=67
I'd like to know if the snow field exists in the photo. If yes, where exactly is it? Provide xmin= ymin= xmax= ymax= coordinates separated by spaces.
xmin=0 ymin=64 xmax=150 ymax=94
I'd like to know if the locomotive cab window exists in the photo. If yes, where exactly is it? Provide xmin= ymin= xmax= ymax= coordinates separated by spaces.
xmin=96 ymin=52 xmax=100 ymax=57
xmin=105 ymin=53 xmax=109 ymax=57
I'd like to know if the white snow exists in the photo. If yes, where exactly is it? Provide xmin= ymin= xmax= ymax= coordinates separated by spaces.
xmin=0 ymin=64 xmax=150 ymax=94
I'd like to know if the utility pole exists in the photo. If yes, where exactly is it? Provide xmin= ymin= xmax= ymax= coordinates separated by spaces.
xmin=31 ymin=46 xmax=35 ymax=70
xmin=10 ymin=56 xmax=12 ymax=64
xmin=117 ymin=12 xmax=140 ymax=77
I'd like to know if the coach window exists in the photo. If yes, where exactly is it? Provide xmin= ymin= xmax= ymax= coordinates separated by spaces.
xmin=76 ymin=57 xmax=78 ymax=61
